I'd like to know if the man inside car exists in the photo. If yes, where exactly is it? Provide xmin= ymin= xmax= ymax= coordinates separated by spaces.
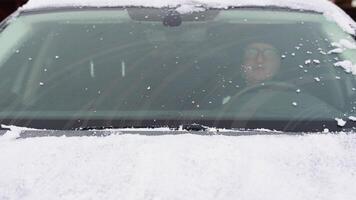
xmin=241 ymin=42 xmax=281 ymax=86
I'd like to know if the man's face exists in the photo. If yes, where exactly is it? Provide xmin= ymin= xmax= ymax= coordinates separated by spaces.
xmin=242 ymin=42 xmax=281 ymax=85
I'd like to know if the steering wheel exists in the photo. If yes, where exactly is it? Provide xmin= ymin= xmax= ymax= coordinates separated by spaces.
xmin=220 ymin=81 xmax=302 ymax=119
xmin=219 ymin=81 xmax=339 ymax=131
xmin=229 ymin=81 xmax=299 ymax=102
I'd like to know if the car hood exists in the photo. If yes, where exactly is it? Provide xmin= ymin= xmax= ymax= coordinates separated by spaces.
xmin=0 ymin=129 xmax=356 ymax=200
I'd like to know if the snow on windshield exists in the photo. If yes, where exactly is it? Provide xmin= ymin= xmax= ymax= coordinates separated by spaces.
xmin=0 ymin=130 xmax=356 ymax=199
xmin=21 ymin=0 xmax=356 ymax=34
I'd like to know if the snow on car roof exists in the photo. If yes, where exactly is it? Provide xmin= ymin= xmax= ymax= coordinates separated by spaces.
xmin=21 ymin=0 xmax=356 ymax=34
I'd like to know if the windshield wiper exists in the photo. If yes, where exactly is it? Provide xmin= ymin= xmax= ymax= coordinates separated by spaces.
xmin=75 ymin=125 xmax=164 ymax=131
xmin=181 ymin=124 xmax=208 ymax=131
xmin=76 ymin=126 xmax=117 ymax=131
xmin=75 ymin=124 xmax=209 ymax=132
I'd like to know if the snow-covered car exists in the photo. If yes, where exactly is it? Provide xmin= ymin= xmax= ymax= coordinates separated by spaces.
xmin=0 ymin=0 xmax=356 ymax=199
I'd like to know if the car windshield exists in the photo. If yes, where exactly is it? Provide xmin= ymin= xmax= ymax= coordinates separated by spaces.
xmin=0 ymin=8 xmax=355 ymax=131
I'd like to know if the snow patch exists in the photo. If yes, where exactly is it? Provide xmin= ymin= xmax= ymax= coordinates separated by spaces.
xmin=339 ymin=39 xmax=356 ymax=49
xmin=0 ymin=131 xmax=356 ymax=200
xmin=328 ymin=48 xmax=343 ymax=54
xmin=335 ymin=118 xmax=347 ymax=127
xmin=175 ymin=4 xmax=206 ymax=14
xmin=313 ymin=59 xmax=320 ymax=64
xmin=334 ymin=60 xmax=356 ymax=75
xmin=314 ymin=77 xmax=321 ymax=82
xmin=329 ymin=39 xmax=356 ymax=54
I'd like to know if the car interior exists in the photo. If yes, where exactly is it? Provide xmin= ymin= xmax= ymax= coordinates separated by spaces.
xmin=0 ymin=10 xmax=354 ymax=122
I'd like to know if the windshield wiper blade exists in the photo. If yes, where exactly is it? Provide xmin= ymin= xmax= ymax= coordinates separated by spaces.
xmin=77 ymin=124 xmax=209 ymax=131
xmin=76 ymin=125 xmax=164 ymax=131
xmin=18 ymin=130 xmax=115 ymax=138
xmin=181 ymin=123 xmax=208 ymax=131
xmin=76 ymin=126 xmax=117 ymax=131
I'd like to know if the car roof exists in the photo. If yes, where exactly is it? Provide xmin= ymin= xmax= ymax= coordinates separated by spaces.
xmin=19 ymin=0 xmax=356 ymax=35
xmin=17 ymin=0 xmax=354 ymax=10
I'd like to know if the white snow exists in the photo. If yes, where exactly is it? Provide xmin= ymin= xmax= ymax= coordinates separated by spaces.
xmin=329 ymin=39 xmax=356 ymax=54
xmin=334 ymin=60 xmax=356 ymax=75
xmin=0 ymin=130 xmax=356 ymax=200
xmin=335 ymin=118 xmax=347 ymax=127
xmin=175 ymin=4 xmax=206 ymax=14
xmin=339 ymin=39 xmax=356 ymax=49
xmin=327 ymin=48 xmax=343 ymax=54
xmin=331 ymin=42 xmax=343 ymax=48
xmin=313 ymin=59 xmax=321 ymax=64
xmin=349 ymin=116 xmax=356 ymax=121
xmin=20 ymin=0 xmax=356 ymax=35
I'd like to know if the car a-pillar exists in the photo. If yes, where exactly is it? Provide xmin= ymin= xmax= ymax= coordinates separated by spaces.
xmin=0 ymin=0 xmax=28 ymax=21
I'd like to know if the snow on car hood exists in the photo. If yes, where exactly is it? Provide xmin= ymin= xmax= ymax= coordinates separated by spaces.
xmin=0 ymin=130 xmax=356 ymax=200
xmin=21 ymin=0 xmax=356 ymax=34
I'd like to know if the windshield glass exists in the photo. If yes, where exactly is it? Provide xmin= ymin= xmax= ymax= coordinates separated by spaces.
xmin=0 ymin=8 xmax=355 ymax=131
